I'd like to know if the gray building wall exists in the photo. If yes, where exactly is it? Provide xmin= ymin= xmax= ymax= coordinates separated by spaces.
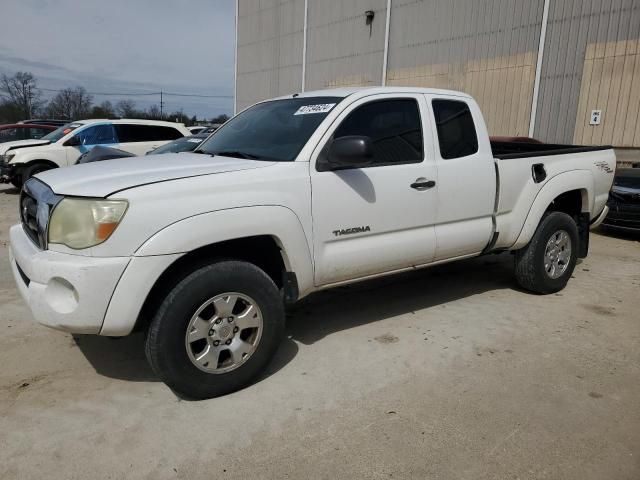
xmin=305 ymin=0 xmax=388 ymax=90
xmin=236 ymin=0 xmax=305 ymax=110
xmin=236 ymin=0 xmax=640 ymax=147
xmin=385 ymin=0 xmax=544 ymax=136
xmin=535 ymin=0 xmax=640 ymax=145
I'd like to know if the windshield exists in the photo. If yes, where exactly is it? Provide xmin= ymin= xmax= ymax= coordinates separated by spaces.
xmin=42 ymin=123 xmax=81 ymax=143
xmin=149 ymin=136 xmax=206 ymax=155
xmin=198 ymin=97 xmax=342 ymax=161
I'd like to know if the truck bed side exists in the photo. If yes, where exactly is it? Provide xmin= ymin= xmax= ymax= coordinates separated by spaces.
xmin=491 ymin=143 xmax=616 ymax=250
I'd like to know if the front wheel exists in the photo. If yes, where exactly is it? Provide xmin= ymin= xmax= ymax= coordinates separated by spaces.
xmin=145 ymin=260 xmax=285 ymax=399
xmin=21 ymin=162 xmax=54 ymax=184
xmin=514 ymin=212 xmax=579 ymax=294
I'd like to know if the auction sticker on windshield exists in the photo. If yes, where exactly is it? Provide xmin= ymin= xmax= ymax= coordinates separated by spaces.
xmin=294 ymin=103 xmax=336 ymax=115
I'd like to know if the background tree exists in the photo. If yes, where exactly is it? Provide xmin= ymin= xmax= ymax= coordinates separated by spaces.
xmin=167 ymin=109 xmax=189 ymax=124
xmin=115 ymin=99 xmax=137 ymax=118
xmin=89 ymin=100 xmax=115 ymax=118
xmin=0 ymin=71 xmax=43 ymax=121
xmin=210 ymin=114 xmax=229 ymax=124
xmin=46 ymin=86 xmax=93 ymax=120
xmin=146 ymin=104 xmax=162 ymax=120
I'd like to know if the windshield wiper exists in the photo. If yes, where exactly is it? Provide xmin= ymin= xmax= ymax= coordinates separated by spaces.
xmin=210 ymin=150 xmax=262 ymax=160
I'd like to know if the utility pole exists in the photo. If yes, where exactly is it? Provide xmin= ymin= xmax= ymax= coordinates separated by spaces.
xmin=160 ymin=90 xmax=164 ymax=119
xmin=26 ymin=85 xmax=32 ymax=119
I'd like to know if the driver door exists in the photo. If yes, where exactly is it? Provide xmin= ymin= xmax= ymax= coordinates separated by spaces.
xmin=310 ymin=94 xmax=438 ymax=286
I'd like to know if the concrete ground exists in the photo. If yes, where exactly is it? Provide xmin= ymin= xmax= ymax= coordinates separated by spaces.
xmin=0 ymin=183 xmax=639 ymax=480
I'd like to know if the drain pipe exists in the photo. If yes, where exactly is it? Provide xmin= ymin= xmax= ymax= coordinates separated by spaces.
xmin=301 ymin=0 xmax=309 ymax=92
xmin=528 ymin=0 xmax=550 ymax=137
xmin=381 ymin=0 xmax=392 ymax=86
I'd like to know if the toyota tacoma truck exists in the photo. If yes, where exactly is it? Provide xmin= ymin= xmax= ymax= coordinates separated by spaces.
xmin=8 ymin=87 xmax=615 ymax=399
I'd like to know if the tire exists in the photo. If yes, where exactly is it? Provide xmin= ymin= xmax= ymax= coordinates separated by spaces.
xmin=10 ymin=178 xmax=23 ymax=189
xmin=21 ymin=162 xmax=54 ymax=184
xmin=514 ymin=212 xmax=579 ymax=294
xmin=145 ymin=260 xmax=285 ymax=399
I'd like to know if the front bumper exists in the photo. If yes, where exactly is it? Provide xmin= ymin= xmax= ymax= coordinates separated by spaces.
xmin=9 ymin=224 xmax=130 ymax=333
xmin=602 ymin=200 xmax=640 ymax=231
xmin=0 ymin=161 xmax=13 ymax=183
xmin=9 ymin=224 xmax=183 ymax=336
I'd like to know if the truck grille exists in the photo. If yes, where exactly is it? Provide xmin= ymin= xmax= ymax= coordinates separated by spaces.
xmin=20 ymin=179 xmax=62 ymax=249
xmin=609 ymin=189 xmax=640 ymax=206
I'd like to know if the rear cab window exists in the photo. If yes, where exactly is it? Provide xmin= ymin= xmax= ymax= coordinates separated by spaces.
xmin=432 ymin=99 xmax=478 ymax=159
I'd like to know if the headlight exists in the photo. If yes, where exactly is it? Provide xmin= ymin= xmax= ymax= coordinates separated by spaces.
xmin=4 ymin=152 xmax=16 ymax=163
xmin=48 ymin=198 xmax=128 ymax=249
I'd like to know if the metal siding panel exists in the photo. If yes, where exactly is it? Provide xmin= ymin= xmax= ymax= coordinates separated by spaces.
xmin=534 ymin=0 xmax=640 ymax=145
xmin=305 ymin=0 xmax=388 ymax=90
xmin=236 ymin=0 xmax=304 ymax=110
xmin=386 ymin=0 xmax=544 ymax=136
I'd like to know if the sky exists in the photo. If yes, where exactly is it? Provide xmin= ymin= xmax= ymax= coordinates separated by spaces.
xmin=0 ymin=0 xmax=235 ymax=119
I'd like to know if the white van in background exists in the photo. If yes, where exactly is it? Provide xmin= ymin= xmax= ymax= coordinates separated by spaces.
xmin=0 ymin=119 xmax=190 ymax=187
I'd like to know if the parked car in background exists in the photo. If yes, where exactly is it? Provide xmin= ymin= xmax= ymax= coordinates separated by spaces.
xmin=187 ymin=126 xmax=207 ymax=134
xmin=0 ymin=124 xmax=56 ymax=143
xmin=77 ymin=133 xmax=210 ymax=163
xmin=0 ymin=119 xmax=190 ymax=187
xmin=8 ymin=87 xmax=615 ymax=399
xmin=19 ymin=119 xmax=68 ymax=127
xmin=602 ymin=168 xmax=640 ymax=232
xmin=148 ymin=133 xmax=209 ymax=155
xmin=77 ymin=145 xmax=135 ymax=164
xmin=188 ymin=125 xmax=219 ymax=135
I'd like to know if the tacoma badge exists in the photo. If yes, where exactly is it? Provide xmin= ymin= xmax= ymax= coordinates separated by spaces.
xmin=332 ymin=226 xmax=371 ymax=237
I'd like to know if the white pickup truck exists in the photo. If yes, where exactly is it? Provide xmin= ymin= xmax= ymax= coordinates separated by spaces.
xmin=8 ymin=87 xmax=615 ymax=399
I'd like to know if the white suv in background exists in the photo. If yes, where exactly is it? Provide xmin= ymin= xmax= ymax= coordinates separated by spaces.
xmin=0 ymin=119 xmax=190 ymax=187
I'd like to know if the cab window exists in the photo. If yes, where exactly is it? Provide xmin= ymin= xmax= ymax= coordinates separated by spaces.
xmin=331 ymin=99 xmax=423 ymax=166
xmin=432 ymin=99 xmax=478 ymax=159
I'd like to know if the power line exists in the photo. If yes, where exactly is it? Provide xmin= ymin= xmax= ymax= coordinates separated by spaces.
xmin=161 ymin=92 xmax=233 ymax=98
xmin=39 ymin=87 xmax=232 ymax=98
xmin=39 ymin=87 xmax=156 ymax=96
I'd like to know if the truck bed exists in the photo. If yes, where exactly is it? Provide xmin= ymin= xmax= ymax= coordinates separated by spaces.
xmin=491 ymin=140 xmax=612 ymax=160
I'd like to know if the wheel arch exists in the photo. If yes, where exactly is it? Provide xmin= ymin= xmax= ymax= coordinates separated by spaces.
xmin=10 ymin=159 xmax=59 ymax=179
xmin=101 ymin=206 xmax=315 ymax=336
xmin=133 ymin=234 xmax=293 ymax=334
xmin=512 ymin=170 xmax=593 ymax=250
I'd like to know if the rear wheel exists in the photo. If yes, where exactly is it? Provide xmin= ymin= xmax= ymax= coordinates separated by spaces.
xmin=145 ymin=260 xmax=285 ymax=399
xmin=514 ymin=212 xmax=578 ymax=294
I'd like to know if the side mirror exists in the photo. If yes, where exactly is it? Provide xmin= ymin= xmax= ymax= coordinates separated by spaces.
xmin=64 ymin=136 xmax=81 ymax=147
xmin=326 ymin=135 xmax=373 ymax=170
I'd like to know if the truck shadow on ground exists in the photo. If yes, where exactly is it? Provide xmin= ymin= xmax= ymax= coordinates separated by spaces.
xmin=74 ymin=253 xmax=517 ymax=386
xmin=0 ymin=187 xmax=19 ymax=195
xmin=286 ymin=253 xmax=517 ymax=345
xmin=595 ymin=226 xmax=640 ymax=243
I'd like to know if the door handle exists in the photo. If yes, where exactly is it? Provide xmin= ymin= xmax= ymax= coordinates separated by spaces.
xmin=410 ymin=178 xmax=436 ymax=191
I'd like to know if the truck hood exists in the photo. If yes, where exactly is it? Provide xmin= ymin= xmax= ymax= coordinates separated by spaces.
xmin=0 ymin=139 xmax=50 ymax=155
xmin=35 ymin=153 xmax=277 ymax=197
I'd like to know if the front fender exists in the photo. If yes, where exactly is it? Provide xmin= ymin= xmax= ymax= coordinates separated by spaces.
xmin=512 ymin=170 xmax=594 ymax=250
xmin=134 ymin=205 xmax=314 ymax=296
